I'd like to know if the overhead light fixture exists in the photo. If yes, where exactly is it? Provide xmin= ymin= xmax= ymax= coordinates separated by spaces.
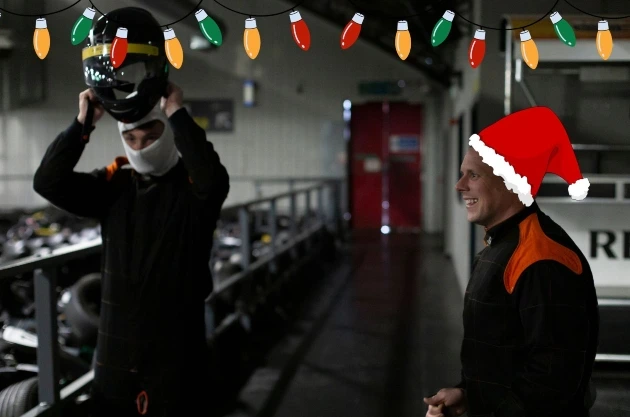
xmin=189 ymin=34 xmax=212 ymax=51
xmin=243 ymin=80 xmax=257 ymax=107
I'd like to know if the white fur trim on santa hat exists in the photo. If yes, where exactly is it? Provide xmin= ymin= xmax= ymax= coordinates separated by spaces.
xmin=469 ymin=134 xmax=534 ymax=207
xmin=568 ymin=178 xmax=589 ymax=200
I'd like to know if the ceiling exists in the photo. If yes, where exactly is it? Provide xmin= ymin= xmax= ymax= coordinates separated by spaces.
xmin=135 ymin=0 xmax=471 ymax=87
xmin=290 ymin=0 xmax=472 ymax=87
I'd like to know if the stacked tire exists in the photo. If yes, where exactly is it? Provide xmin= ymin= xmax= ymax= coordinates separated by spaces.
xmin=0 ymin=377 xmax=38 ymax=417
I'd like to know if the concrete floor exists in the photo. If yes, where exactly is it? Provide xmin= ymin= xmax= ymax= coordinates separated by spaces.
xmin=228 ymin=231 xmax=630 ymax=417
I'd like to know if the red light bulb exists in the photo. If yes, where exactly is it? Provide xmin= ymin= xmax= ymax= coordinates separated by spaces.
xmin=468 ymin=29 xmax=486 ymax=68
xmin=289 ymin=10 xmax=311 ymax=51
xmin=340 ymin=13 xmax=364 ymax=50
xmin=111 ymin=27 xmax=128 ymax=68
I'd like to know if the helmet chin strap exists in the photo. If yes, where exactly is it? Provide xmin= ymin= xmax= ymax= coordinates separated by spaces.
xmin=118 ymin=103 xmax=179 ymax=177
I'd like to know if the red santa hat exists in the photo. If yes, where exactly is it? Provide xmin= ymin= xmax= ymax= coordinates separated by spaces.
xmin=469 ymin=106 xmax=590 ymax=207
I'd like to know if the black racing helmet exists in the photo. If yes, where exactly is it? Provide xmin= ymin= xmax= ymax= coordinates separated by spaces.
xmin=81 ymin=7 xmax=169 ymax=123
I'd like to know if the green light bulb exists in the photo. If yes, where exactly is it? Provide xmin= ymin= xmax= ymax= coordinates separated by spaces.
xmin=195 ymin=9 xmax=223 ymax=46
xmin=71 ymin=7 xmax=96 ymax=46
xmin=432 ymin=10 xmax=455 ymax=47
xmin=550 ymin=11 xmax=576 ymax=47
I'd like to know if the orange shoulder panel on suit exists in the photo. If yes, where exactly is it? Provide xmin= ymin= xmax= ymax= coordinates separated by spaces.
xmin=504 ymin=213 xmax=582 ymax=294
xmin=105 ymin=156 xmax=129 ymax=181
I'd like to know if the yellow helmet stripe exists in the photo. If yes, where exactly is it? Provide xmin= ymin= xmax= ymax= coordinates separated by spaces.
xmin=82 ymin=43 xmax=159 ymax=61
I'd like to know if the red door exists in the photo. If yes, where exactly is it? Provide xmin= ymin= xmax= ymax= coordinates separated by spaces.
xmin=349 ymin=102 xmax=384 ymax=229
xmin=387 ymin=103 xmax=422 ymax=231
xmin=349 ymin=101 xmax=422 ymax=231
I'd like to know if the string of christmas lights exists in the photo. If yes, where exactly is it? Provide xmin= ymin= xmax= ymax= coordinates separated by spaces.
xmin=0 ymin=0 xmax=629 ymax=68
xmin=437 ymin=0 xmax=629 ymax=69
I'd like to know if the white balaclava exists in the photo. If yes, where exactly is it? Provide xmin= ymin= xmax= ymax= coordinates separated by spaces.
xmin=117 ymin=103 xmax=179 ymax=176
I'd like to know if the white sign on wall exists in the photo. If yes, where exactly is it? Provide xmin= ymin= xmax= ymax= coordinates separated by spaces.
xmin=537 ymin=203 xmax=630 ymax=291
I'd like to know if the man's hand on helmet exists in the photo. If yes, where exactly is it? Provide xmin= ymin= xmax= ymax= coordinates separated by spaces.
xmin=161 ymin=82 xmax=184 ymax=118
xmin=77 ymin=89 xmax=105 ymax=127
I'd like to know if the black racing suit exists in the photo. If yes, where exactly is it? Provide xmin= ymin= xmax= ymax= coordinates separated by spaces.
xmin=456 ymin=202 xmax=599 ymax=417
xmin=33 ymin=108 xmax=229 ymax=416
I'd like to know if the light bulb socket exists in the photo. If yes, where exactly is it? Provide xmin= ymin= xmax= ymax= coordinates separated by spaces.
xmin=397 ymin=21 xmax=408 ymax=31
xmin=115 ymin=27 xmax=128 ymax=39
xmin=35 ymin=18 xmax=47 ymax=29
xmin=83 ymin=7 xmax=96 ymax=20
xmin=195 ymin=9 xmax=208 ymax=22
xmin=442 ymin=10 xmax=455 ymax=22
xmin=549 ymin=11 xmax=562 ymax=24
xmin=290 ymin=11 xmax=302 ymax=23
xmin=520 ymin=30 xmax=532 ymax=42
xmin=164 ymin=28 xmax=176 ymax=40
xmin=598 ymin=20 xmax=609 ymax=31
xmin=474 ymin=29 xmax=486 ymax=40
xmin=352 ymin=13 xmax=364 ymax=25
xmin=245 ymin=18 xmax=257 ymax=29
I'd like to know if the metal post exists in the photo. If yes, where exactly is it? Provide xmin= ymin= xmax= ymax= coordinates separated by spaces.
xmin=255 ymin=208 xmax=263 ymax=233
xmin=326 ymin=185 xmax=335 ymax=230
xmin=332 ymin=181 xmax=341 ymax=237
xmin=317 ymin=186 xmax=324 ymax=225
xmin=305 ymin=190 xmax=312 ymax=223
xmin=290 ymin=192 xmax=298 ymax=258
xmin=504 ymin=17 xmax=513 ymax=116
xmin=341 ymin=180 xmax=348 ymax=220
xmin=514 ymin=58 xmax=537 ymax=107
xmin=290 ymin=193 xmax=297 ymax=239
xmin=34 ymin=267 xmax=61 ymax=409
xmin=253 ymin=181 xmax=264 ymax=234
xmin=268 ymin=199 xmax=278 ymax=274
xmin=239 ymin=207 xmax=250 ymax=269
xmin=304 ymin=190 xmax=312 ymax=250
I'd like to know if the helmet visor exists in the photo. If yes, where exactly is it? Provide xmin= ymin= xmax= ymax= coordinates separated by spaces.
xmin=82 ymin=43 xmax=165 ymax=100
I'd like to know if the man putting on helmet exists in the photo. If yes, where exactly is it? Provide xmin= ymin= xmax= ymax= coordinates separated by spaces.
xmin=33 ymin=7 xmax=229 ymax=417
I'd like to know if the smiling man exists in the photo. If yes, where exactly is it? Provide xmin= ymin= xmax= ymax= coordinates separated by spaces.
xmin=457 ymin=147 xmax=524 ymax=230
xmin=424 ymin=107 xmax=599 ymax=417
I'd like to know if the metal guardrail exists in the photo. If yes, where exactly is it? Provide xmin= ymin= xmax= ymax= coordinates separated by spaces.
xmin=0 ymin=178 xmax=344 ymax=417
xmin=537 ymin=174 xmax=630 ymax=203
xmin=0 ymin=175 xmax=344 ymax=183
xmin=0 ymin=240 xmax=102 ymax=279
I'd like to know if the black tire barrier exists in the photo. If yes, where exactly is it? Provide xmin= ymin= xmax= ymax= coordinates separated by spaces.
xmin=0 ymin=376 xmax=38 ymax=417
xmin=63 ymin=273 xmax=101 ymax=346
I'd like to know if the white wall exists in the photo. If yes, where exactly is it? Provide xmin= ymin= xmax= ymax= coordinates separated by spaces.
xmin=0 ymin=0 xmax=440 ymax=211
xmin=421 ymin=94 xmax=445 ymax=233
